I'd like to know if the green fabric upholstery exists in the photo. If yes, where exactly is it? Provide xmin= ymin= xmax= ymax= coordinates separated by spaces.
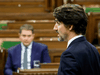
xmin=0 ymin=24 xmax=7 ymax=30
xmin=85 ymin=8 xmax=100 ymax=13
xmin=1 ymin=41 xmax=21 ymax=49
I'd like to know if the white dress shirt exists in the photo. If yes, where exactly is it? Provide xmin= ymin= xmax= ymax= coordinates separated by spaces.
xmin=21 ymin=42 xmax=33 ymax=69
xmin=67 ymin=35 xmax=83 ymax=48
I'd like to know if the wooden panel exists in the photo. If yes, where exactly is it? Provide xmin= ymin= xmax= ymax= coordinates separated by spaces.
xmin=74 ymin=0 xmax=100 ymax=2
xmin=49 ymin=48 xmax=65 ymax=62
xmin=0 ymin=7 xmax=45 ymax=13
xmin=53 ymin=56 xmax=61 ymax=62
xmin=0 ymin=0 xmax=11 ymax=1
xmin=0 ymin=30 xmax=58 ymax=40
xmin=68 ymin=0 xmax=100 ymax=6
xmin=50 ymin=0 xmax=63 ymax=11
xmin=7 ymin=22 xmax=55 ymax=29
xmin=0 ymin=2 xmax=46 ymax=13
xmin=13 ymin=68 xmax=58 ymax=75
xmin=86 ymin=13 xmax=93 ymax=43
xmin=35 ymin=41 xmax=67 ymax=49
xmin=0 ymin=0 xmax=51 ymax=12
xmin=40 ymin=63 xmax=59 ymax=68
xmin=0 ymin=2 xmax=44 ymax=5
xmin=86 ymin=12 xmax=100 ymax=44
xmin=19 ymin=68 xmax=58 ymax=73
xmin=45 ymin=0 xmax=51 ymax=12
xmin=96 ymin=46 xmax=100 ymax=54
xmin=0 ymin=0 xmax=44 ymax=1
xmin=0 ymin=1 xmax=51 ymax=13
xmin=0 ymin=13 xmax=54 ymax=20
xmin=13 ymin=72 xmax=57 ymax=75
xmin=51 ymin=0 xmax=55 ymax=11
xmin=97 ymin=21 xmax=100 ymax=44
xmin=55 ymin=0 xmax=63 ymax=7
xmin=12 ymin=0 xmax=44 ymax=2
xmin=0 ymin=1 xmax=53 ymax=20
xmin=70 ymin=1 xmax=100 ymax=6
xmin=0 ymin=49 xmax=6 ymax=75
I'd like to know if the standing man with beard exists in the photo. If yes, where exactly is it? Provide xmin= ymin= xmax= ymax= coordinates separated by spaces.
xmin=53 ymin=4 xmax=100 ymax=75
xmin=4 ymin=24 xmax=51 ymax=75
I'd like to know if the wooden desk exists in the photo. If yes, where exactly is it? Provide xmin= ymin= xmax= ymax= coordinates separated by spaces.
xmin=13 ymin=68 xmax=58 ymax=75
xmin=7 ymin=22 xmax=55 ymax=29
xmin=20 ymin=68 xmax=58 ymax=73
xmin=0 ymin=0 xmax=55 ymax=20
xmin=40 ymin=63 xmax=60 ymax=68
xmin=0 ymin=13 xmax=54 ymax=20
xmin=0 ymin=29 xmax=57 ymax=39
xmin=0 ymin=1 xmax=49 ymax=13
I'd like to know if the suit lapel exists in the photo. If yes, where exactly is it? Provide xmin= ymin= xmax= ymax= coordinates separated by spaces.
xmin=31 ymin=41 xmax=35 ymax=68
xmin=17 ymin=44 xmax=21 ymax=68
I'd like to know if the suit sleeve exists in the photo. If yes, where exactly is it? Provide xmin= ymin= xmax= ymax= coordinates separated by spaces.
xmin=42 ymin=46 xmax=51 ymax=63
xmin=4 ymin=50 xmax=13 ymax=75
xmin=58 ymin=52 xmax=80 ymax=75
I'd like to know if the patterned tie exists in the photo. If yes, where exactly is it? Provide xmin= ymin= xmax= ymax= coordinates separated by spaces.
xmin=23 ymin=47 xmax=28 ymax=69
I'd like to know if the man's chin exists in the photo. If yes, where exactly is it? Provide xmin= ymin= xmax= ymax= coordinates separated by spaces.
xmin=23 ymin=43 xmax=30 ymax=46
xmin=58 ymin=37 xmax=64 ymax=41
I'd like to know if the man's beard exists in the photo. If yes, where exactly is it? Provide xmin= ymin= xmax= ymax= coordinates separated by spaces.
xmin=58 ymin=34 xmax=67 ymax=42
xmin=58 ymin=36 xmax=64 ymax=41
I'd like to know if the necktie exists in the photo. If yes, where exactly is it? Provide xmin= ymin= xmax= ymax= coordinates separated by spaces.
xmin=23 ymin=47 xmax=28 ymax=69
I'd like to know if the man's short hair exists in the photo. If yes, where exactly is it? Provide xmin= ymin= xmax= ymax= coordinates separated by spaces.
xmin=53 ymin=4 xmax=88 ymax=35
xmin=19 ymin=24 xmax=34 ymax=33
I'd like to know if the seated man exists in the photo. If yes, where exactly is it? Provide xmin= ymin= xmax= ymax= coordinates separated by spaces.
xmin=4 ymin=24 xmax=51 ymax=75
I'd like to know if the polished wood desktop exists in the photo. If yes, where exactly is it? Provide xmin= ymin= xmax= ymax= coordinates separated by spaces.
xmin=13 ymin=63 xmax=59 ymax=75
xmin=13 ymin=68 xmax=58 ymax=75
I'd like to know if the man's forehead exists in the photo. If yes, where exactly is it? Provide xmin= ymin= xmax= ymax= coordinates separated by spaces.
xmin=21 ymin=30 xmax=33 ymax=34
xmin=22 ymin=29 xmax=32 ymax=32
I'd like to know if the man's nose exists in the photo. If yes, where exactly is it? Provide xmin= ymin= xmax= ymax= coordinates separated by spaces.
xmin=53 ymin=23 xmax=58 ymax=31
xmin=24 ymin=36 xmax=28 ymax=40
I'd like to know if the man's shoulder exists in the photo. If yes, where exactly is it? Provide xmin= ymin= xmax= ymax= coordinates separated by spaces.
xmin=8 ymin=44 xmax=21 ymax=52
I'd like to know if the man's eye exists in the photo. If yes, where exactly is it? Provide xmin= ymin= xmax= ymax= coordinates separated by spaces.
xmin=28 ymin=35 xmax=31 ymax=37
xmin=22 ymin=35 xmax=25 ymax=37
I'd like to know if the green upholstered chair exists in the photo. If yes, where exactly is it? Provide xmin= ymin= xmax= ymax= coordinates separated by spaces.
xmin=1 ymin=41 xmax=21 ymax=49
xmin=85 ymin=8 xmax=100 ymax=13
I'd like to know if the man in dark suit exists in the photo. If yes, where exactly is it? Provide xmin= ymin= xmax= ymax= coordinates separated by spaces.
xmin=4 ymin=24 xmax=51 ymax=75
xmin=53 ymin=4 xmax=100 ymax=75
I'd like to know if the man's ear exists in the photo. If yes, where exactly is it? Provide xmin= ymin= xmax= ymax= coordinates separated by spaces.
xmin=69 ymin=25 xmax=73 ymax=31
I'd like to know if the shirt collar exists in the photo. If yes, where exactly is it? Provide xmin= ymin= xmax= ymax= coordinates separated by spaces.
xmin=67 ymin=35 xmax=83 ymax=48
xmin=21 ymin=41 xmax=33 ymax=49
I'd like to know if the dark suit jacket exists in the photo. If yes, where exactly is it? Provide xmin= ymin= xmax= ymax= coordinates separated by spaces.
xmin=4 ymin=41 xmax=51 ymax=75
xmin=58 ymin=36 xmax=100 ymax=75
